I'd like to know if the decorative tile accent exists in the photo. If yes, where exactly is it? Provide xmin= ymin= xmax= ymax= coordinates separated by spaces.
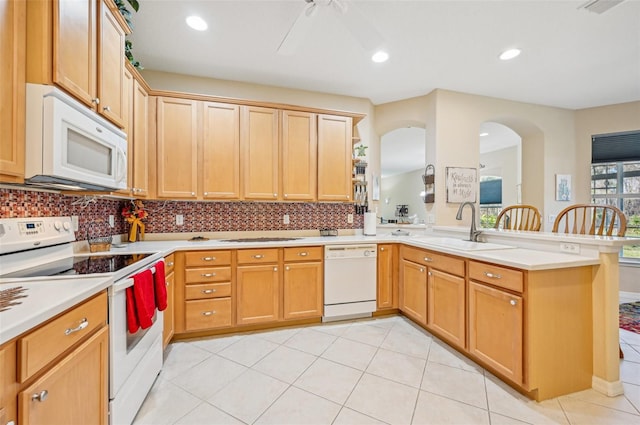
xmin=0 ymin=189 xmax=364 ymax=241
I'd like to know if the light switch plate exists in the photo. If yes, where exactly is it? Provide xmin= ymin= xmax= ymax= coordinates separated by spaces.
xmin=283 ymin=214 xmax=290 ymax=224
xmin=108 ymin=215 xmax=115 ymax=228
xmin=71 ymin=216 xmax=79 ymax=232
xmin=560 ymin=242 xmax=580 ymax=254
xmin=176 ymin=214 xmax=184 ymax=226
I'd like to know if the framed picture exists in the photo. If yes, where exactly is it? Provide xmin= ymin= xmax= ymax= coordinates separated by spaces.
xmin=446 ymin=167 xmax=477 ymax=203
xmin=556 ymin=174 xmax=571 ymax=201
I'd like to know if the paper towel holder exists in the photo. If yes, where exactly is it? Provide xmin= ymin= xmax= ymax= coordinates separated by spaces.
xmin=422 ymin=164 xmax=435 ymax=203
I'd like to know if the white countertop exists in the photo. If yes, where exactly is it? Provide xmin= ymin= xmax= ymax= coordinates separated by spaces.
xmin=3 ymin=228 xmax=623 ymax=345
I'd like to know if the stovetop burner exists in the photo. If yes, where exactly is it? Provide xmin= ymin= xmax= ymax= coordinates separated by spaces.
xmin=1 ymin=254 xmax=151 ymax=279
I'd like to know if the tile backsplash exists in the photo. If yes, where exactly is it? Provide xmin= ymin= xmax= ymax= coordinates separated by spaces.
xmin=1 ymin=189 xmax=363 ymax=240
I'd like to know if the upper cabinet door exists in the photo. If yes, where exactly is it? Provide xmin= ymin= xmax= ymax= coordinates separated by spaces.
xmin=0 ymin=0 xmax=26 ymax=183
xmin=97 ymin=0 xmax=126 ymax=127
xmin=281 ymin=110 xmax=317 ymax=201
xmin=317 ymin=114 xmax=352 ymax=201
xmin=131 ymin=79 xmax=149 ymax=197
xmin=53 ymin=0 xmax=97 ymax=107
xmin=156 ymin=97 xmax=198 ymax=199
xmin=202 ymin=102 xmax=241 ymax=200
xmin=241 ymin=106 xmax=279 ymax=200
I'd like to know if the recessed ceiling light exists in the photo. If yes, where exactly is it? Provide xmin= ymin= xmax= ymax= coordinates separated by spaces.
xmin=480 ymin=132 xmax=489 ymax=137
xmin=186 ymin=15 xmax=208 ymax=31
xmin=372 ymin=50 xmax=389 ymax=63
xmin=499 ymin=48 xmax=521 ymax=61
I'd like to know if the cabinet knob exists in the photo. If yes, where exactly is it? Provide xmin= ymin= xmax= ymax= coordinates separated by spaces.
xmin=285 ymin=266 xmax=290 ymax=271
xmin=274 ymin=267 xmax=278 ymax=272
xmin=204 ymin=192 xmax=208 ymax=196
xmin=428 ymin=271 xmax=432 ymax=276
xmin=31 ymin=390 xmax=48 ymax=402
xmin=167 ymin=262 xmax=174 ymax=267
xmin=202 ymin=257 xmax=216 ymax=261
xmin=380 ymin=247 xmax=385 ymax=251
xmin=423 ymin=257 xmax=433 ymax=262
xmin=165 ymin=280 xmax=170 ymax=287
xmin=510 ymin=299 xmax=518 ymax=306
xmin=92 ymin=98 xmax=100 ymax=105
xmin=420 ymin=267 xmax=425 ymax=273
xmin=284 ymin=194 xmax=288 ymax=198
xmin=345 ymin=195 xmax=349 ymax=199
xmin=65 ymin=318 xmax=88 ymax=336
xmin=274 ymin=193 xmax=278 ymax=197
xmin=201 ymin=273 xmax=216 ymax=278
xmin=484 ymin=271 xmax=502 ymax=279
xmin=103 ymin=105 xmax=111 ymax=112
xmin=202 ymin=289 xmax=216 ymax=294
xmin=202 ymin=311 xmax=216 ymax=316
xmin=191 ymin=192 xmax=196 ymax=196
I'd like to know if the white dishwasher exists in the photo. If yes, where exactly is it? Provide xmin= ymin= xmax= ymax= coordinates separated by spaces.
xmin=323 ymin=244 xmax=377 ymax=322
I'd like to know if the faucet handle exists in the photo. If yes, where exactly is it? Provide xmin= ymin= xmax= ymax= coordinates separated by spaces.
xmin=471 ymin=230 xmax=483 ymax=242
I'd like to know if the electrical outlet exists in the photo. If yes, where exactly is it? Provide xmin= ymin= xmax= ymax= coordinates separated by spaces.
xmin=108 ymin=215 xmax=115 ymax=228
xmin=71 ymin=216 xmax=79 ymax=232
xmin=560 ymin=242 xmax=580 ymax=254
xmin=347 ymin=213 xmax=354 ymax=224
xmin=283 ymin=214 xmax=290 ymax=224
xmin=176 ymin=214 xmax=184 ymax=226
xmin=548 ymin=214 xmax=557 ymax=224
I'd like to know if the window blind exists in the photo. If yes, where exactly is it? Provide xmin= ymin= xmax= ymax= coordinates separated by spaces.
xmin=592 ymin=130 xmax=640 ymax=163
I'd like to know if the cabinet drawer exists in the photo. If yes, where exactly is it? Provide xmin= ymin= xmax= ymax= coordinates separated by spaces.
xmin=185 ymin=282 xmax=231 ymax=300
xmin=18 ymin=291 xmax=107 ymax=383
xmin=185 ymin=298 xmax=232 ymax=331
xmin=469 ymin=261 xmax=523 ymax=293
xmin=237 ymin=248 xmax=279 ymax=264
xmin=402 ymin=246 xmax=465 ymax=276
xmin=164 ymin=253 xmax=175 ymax=274
xmin=185 ymin=250 xmax=231 ymax=267
xmin=284 ymin=246 xmax=322 ymax=262
xmin=185 ymin=267 xmax=231 ymax=283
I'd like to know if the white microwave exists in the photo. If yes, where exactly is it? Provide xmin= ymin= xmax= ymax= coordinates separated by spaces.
xmin=25 ymin=83 xmax=128 ymax=191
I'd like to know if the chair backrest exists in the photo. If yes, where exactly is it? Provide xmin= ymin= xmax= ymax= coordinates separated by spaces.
xmin=494 ymin=205 xmax=542 ymax=231
xmin=552 ymin=204 xmax=626 ymax=236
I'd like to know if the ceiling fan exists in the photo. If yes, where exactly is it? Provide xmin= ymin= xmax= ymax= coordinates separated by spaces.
xmin=277 ymin=0 xmax=384 ymax=56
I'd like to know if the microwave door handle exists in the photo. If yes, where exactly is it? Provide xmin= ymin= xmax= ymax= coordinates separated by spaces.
xmin=115 ymin=145 xmax=127 ymax=184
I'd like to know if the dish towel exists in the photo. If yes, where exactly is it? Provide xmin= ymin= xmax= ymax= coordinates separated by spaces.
xmin=153 ymin=261 xmax=167 ymax=311
xmin=133 ymin=269 xmax=156 ymax=329
xmin=125 ymin=286 xmax=140 ymax=334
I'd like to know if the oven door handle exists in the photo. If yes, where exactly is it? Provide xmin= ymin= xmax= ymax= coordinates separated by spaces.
xmin=112 ymin=260 xmax=165 ymax=293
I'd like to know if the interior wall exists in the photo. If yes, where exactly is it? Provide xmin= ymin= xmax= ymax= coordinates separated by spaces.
xmin=480 ymin=145 xmax=519 ymax=207
xmin=380 ymin=168 xmax=426 ymax=223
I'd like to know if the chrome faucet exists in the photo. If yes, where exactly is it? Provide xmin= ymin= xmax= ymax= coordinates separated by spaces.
xmin=456 ymin=202 xmax=482 ymax=242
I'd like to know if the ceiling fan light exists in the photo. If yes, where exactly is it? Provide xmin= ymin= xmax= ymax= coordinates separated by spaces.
xmin=499 ymin=48 xmax=521 ymax=61
xmin=186 ymin=15 xmax=208 ymax=31
xmin=372 ymin=50 xmax=389 ymax=63
xmin=480 ymin=132 xmax=489 ymax=137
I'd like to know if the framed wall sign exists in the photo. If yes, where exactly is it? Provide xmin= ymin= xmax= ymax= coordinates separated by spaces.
xmin=556 ymin=174 xmax=571 ymax=201
xmin=446 ymin=167 xmax=477 ymax=203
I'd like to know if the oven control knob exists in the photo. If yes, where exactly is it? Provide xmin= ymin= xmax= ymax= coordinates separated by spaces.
xmin=54 ymin=221 xmax=62 ymax=231
xmin=63 ymin=221 xmax=71 ymax=231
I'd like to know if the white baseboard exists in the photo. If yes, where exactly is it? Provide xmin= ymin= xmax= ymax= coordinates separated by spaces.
xmin=592 ymin=376 xmax=624 ymax=397
xmin=620 ymin=291 xmax=640 ymax=299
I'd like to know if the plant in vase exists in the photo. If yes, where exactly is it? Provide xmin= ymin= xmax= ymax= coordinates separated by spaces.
xmin=122 ymin=199 xmax=148 ymax=242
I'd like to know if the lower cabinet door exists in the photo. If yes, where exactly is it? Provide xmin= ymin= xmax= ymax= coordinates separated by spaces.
xmin=163 ymin=271 xmax=175 ymax=348
xmin=283 ymin=262 xmax=323 ymax=320
xmin=468 ymin=281 xmax=523 ymax=384
xmin=399 ymin=259 xmax=427 ymax=325
xmin=19 ymin=326 xmax=108 ymax=425
xmin=185 ymin=298 xmax=232 ymax=331
xmin=427 ymin=269 xmax=465 ymax=348
xmin=236 ymin=264 xmax=280 ymax=325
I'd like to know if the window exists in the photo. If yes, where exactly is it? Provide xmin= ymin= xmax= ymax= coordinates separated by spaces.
xmin=479 ymin=177 xmax=502 ymax=228
xmin=591 ymin=134 xmax=640 ymax=259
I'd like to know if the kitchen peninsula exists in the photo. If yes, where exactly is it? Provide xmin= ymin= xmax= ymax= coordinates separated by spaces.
xmin=2 ymin=228 xmax=632 ymax=408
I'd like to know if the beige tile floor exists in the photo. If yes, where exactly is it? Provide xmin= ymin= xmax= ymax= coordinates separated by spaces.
xmin=134 ymin=304 xmax=640 ymax=425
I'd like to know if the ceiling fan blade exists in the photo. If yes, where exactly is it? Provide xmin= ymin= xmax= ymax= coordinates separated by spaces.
xmin=334 ymin=1 xmax=384 ymax=52
xmin=277 ymin=1 xmax=318 ymax=56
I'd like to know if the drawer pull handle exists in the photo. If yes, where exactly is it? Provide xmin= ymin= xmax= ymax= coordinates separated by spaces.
xmin=202 ymin=257 xmax=216 ymax=261
xmin=167 ymin=262 xmax=174 ymax=267
xmin=510 ymin=299 xmax=518 ymax=306
xmin=298 ymin=252 xmax=308 ymax=256
xmin=253 ymin=254 xmax=264 ymax=259
xmin=201 ymin=273 xmax=217 ymax=278
xmin=484 ymin=272 xmax=502 ymax=279
xmin=423 ymin=257 xmax=433 ymax=262
xmin=65 ymin=318 xmax=88 ymax=336
xmin=31 ymin=390 xmax=48 ymax=402
xmin=202 ymin=311 xmax=216 ymax=316
xmin=202 ymin=289 xmax=217 ymax=294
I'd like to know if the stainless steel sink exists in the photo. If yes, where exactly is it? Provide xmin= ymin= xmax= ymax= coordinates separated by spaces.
xmin=411 ymin=236 xmax=515 ymax=251
xmin=221 ymin=237 xmax=301 ymax=243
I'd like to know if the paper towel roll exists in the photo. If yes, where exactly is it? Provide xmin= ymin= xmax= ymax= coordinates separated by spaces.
xmin=364 ymin=212 xmax=377 ymax=236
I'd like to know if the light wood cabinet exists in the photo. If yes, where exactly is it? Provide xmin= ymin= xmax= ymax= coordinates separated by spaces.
xmin=0 ymin=0 xmax=26 ymax=183
xmin=26 ymin=0 xmax=129 ymax=127
xmin=281 ymin=110 xmax=317 ymax=201
xmin=18 ymin=326 xmax=108 ymax=425
xmin=377 ymin=244 xmax=397 ymax=310
xmin=130 ymin=76 xmax=150 ymax=197
xmin=283 ymin=247 xmax=323 ymax=320
xmin=317 ymin=114 xmax=352 ymax=201
xmin=427 ymin=269 xmax=465 ymax=348
xmin=236 ymin=263 xmax=280 ymax=325
xmin=163 ymin=253 xmax=175 ymax=349
xmin=202 ymin=101 xmax=241 ymax=199
xmin=399 ymin=258 xmax=427 ymax=325
xmin=241 ymin=106 xmax=280 ymax=200
xmin=0 ymin=341 xmax=17 ymax=425
xmin=468 ymin=280 xmax=523 ymax=384
xmin=156 ymin=97 xmax=198 ymax=198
